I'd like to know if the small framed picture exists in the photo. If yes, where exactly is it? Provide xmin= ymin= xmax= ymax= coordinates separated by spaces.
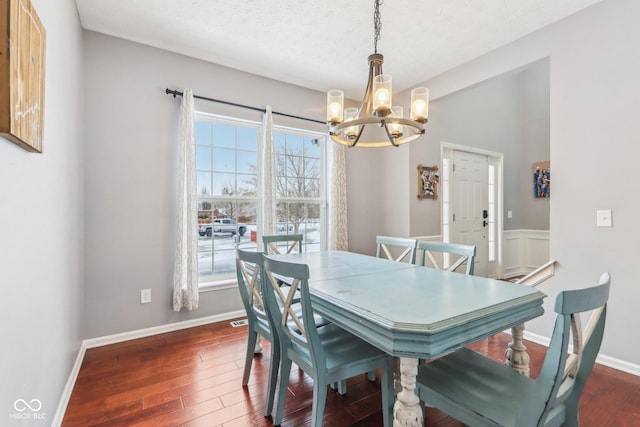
xmin=533 ymin=161 xmax=550 ymax=198
xmin=417 ymin=164 xmax=439 ymax=200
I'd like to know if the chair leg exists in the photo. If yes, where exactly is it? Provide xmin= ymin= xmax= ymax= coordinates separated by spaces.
xmin=311 ymin=377 xmax=328 ymax=427
xmin=264 ymin=341 xmax=280 ymax=417
xmin=242 ymin=330 xmax=258 ymax=386
xmin=273 ymin=356 xmax=293 ymax=426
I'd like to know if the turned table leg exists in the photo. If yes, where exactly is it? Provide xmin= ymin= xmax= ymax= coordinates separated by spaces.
xmin=393 ymin=357 xmax=423 ymax=427
xmin=504 ymin=323 xmax=530 ymax=376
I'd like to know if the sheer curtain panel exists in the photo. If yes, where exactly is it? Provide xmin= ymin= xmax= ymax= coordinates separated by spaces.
xmin=261 ymin=106 xmax=276 ymax=236
xmin=328 ymin=142 xmax=348 ymax=250
xmin=173 ymin=88 xmax=199 ymax=311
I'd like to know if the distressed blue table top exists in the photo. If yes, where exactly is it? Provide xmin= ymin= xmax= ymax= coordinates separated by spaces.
xmin=271 ymin=251 xmax=546 ymax=358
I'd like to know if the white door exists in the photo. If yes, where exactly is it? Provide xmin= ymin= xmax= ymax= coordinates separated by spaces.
xmin=451 ymin=151 xmax=488 ymax=276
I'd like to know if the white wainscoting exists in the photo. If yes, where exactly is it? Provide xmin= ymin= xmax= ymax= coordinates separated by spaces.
xmin=503 ymin=229 xmax=550 ymax=279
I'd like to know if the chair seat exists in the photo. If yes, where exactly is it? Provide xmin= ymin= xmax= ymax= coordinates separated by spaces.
xmin=317 ymin=324 xmax=388 ymax=370
xmin=417 ymin=347 xmax=535 ymax=427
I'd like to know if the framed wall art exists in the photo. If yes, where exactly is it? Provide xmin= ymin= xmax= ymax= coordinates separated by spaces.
xmin=417 ymin=164 xmax=439 ymax=200
xmin=0 ymin=0 xmax=46 ymax=153
xmin=533 ymin=161 xmax=550 ymax=198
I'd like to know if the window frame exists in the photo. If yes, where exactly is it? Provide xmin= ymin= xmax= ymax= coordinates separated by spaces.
xmin=194 ymin=113 xmax=328 ymax=290
xmin=272 ymin=125 xmax=328 ymax=254
xmin=195 ymin=112 xmax=263 ymax=289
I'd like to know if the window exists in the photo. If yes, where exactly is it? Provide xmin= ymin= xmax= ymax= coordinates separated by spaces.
xmin=195 ymin=115 xmax=260 ymax=284
xmin=273 ymin=129 xmax=326 ymax=253
xmin=195 ymin=114 xmax=327 ymax=286
xmin=487 ymin=163 xmax=496 ymax=262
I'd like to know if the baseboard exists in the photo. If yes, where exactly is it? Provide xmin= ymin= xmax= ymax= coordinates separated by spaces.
xmin=52 ymin=310 xmax=246 ymax=426
xmin=523 ymin=330 xmax=640 ymax=377
xmin=51 ymin=340 xmax=88 ymax=427
xmin=83 ymin=310 xmax=246 ymax=349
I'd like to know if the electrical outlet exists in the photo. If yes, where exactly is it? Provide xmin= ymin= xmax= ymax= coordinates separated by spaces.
xmin=141 ymin=289 xmax=151 ymax=304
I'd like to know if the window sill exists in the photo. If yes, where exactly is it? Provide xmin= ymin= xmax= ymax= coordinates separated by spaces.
xmin=199 ymin=278 xmax=238 ymax=293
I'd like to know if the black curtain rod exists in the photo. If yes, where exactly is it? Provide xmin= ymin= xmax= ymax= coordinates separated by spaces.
xmin=165 ymin=88 xmax=325 ymax=125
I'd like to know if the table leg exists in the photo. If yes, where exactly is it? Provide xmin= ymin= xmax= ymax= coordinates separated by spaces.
xmin=393 ymin=357 xmax=422 ymax=427
xmin=504 ymin=323 xmax=530 ymax=376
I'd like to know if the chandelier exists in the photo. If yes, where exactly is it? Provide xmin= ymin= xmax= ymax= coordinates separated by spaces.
xmin=326 ymin=0 xmax=429 ymax=148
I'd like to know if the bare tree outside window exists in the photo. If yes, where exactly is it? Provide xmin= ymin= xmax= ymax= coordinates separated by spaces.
xmin=274 ymin=133 xmax=321 ymax=236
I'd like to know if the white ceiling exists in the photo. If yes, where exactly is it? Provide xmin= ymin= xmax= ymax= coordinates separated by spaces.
xmin=75 ymin=0 xmax=603 ymax=99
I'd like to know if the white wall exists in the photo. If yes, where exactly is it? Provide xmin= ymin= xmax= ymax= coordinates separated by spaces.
xmin=0 ymin=0 xmax=84 ymax=421
xmin=412 ymin=0 xmax=640 ymax=365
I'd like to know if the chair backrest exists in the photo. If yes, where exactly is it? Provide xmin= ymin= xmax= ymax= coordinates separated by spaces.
xmin=262 ymin=256 xmax=325 ymax=371
xmin=415 ymin=241 xmax=476 ymax=275
xmin=235 ymin=249 xmax=270 ymax=334
xmin=375 ymin=236 xmax=417 ymax=263
xmin=263 ymin=234 xmax=303 ymax=255
xmin=518 ymin=273 xmax=610 ymax=426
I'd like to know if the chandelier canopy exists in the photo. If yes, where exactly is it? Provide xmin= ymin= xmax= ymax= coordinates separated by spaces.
xmin=326 ymin=0 xmax=429 ymax=148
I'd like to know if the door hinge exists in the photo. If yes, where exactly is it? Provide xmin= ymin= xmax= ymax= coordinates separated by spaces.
xmin=453 ymin=163 xmax=456 ymax=172
xmin=453 ymin=213 xmax=456 ymax=222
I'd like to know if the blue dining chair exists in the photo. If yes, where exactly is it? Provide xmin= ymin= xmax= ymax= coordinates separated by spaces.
xmin=262 ymin=255 xmax=395 ymax=427
xmin=415 ymin=273 xmax=610 ymax=426
xmin=263 ymin=233 xmax=303 ymax=255
xmin=415 ymin=240 xmax=476 ymax=275
xmin=235 ymin=249 xmax=279 ymax=417
xmin=375 ymin=235 xmax=417 ymax=263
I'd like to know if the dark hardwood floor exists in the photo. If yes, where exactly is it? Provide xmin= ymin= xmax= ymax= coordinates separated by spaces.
xmin=63 ymin=318 xmax=640 ymax=426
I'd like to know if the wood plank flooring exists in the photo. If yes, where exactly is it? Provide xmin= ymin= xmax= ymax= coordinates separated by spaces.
xmin=63 ymin=319 xmax=640 ymax=426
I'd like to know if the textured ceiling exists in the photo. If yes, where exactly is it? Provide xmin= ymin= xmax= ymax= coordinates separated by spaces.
xmin=75 ymin=0 xmax=603 ymax=99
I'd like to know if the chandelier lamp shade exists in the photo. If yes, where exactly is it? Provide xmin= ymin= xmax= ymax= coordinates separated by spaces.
xmin=326 ymin=0 xmax=429 ymax=148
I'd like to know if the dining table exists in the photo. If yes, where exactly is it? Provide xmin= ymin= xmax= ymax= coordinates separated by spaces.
xmin=269 ymin=250 xmax=546 ymax=427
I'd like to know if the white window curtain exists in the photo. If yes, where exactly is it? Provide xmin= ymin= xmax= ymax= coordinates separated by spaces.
xmin=173 ymin=88 xmax=199 ymax=311
xmin=261 ymin=106 xmax=275 ymax=239
xmin=328 ymin=142 xmax=348 ymax=250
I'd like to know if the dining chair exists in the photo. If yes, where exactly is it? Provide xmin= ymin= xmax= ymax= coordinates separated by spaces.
xmin=415 ymin=241 xmax=476 ymax=275
xmin=236 ymin=249 xmax=336 ymax=415
xmin=235 ymin=248 xmax=279 ymax=417
xmin=375 ymin=235 xmax=417 ymax=263
xmin=263 ymin=234 xmax=303 ymax=255
xmin=262 ymin=255 xmax=395 ymax=427
xmin=415 ymin=272 xmax=610 ymax=427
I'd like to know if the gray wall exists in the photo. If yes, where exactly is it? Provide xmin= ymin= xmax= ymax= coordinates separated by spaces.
xmin=519 ymin=62 xmax=551 ymax=230
xmin=82 ymin=32 xmax=332 ymax=338
xmin=406 ymin=60 xmax=550 ymax=237
xmin=409 ymin=0 xmax=640 ymax=364
xmin=0 ymin=0 xmax=84 ymax=421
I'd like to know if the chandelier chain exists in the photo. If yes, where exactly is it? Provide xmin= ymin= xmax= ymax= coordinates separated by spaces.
xmin=373 ymin=0 xmax=383 ymax=54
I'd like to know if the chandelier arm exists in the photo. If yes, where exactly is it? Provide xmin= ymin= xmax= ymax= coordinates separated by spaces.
xmin=381 ymin=120 xmax=399 ymax=147
xmin=351 ymin=124 xmax=366 ymax=147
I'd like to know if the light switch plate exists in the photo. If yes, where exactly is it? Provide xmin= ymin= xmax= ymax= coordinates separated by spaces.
xmin=596 ymin=210 xmax=612 ymax=227
xmin=141 ymin=289 xmax=152 ymax=304
xmin=507 ymin=210 xmax=513 ymax=219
